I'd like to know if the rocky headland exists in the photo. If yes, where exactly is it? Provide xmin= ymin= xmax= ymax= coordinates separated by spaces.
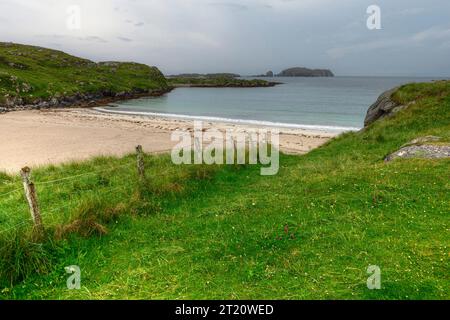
xmin=0 ymin=42 xmax=171 ymax=112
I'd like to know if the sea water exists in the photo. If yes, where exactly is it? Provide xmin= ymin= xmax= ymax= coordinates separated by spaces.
xmin=103 ymin=76 xmax=441 ymax=132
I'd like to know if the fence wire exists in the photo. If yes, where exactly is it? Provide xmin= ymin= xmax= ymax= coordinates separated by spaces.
xmin=35 ymin=162 xmax=134 ymax=186
xmin=0 ymin=219 xmax=31 ymax=235
xmin=0 ymin=159 xmax=146 ymax=234
xmin=1 ymin=153 xmax=241 ymax=235
xmin=0 ymin=187 xmax=22 ymax=200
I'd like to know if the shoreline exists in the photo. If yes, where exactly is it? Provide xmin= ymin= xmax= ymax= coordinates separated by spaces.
xmin=0 ymin=88 xmax=174 ymax=113
xmin=95 ymin=107 xmax=361 ymax=133
xmin=0 ymin=108 xmax=338 ymax=173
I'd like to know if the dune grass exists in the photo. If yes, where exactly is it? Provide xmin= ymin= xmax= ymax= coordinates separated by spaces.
xmin=0 ymin=81 xmax=449 ymax=299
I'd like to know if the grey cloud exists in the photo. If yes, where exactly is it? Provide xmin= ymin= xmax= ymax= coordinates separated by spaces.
xmin=47 ymin=42 xmax=62 ymax=48
xmin=117 ymin=36 xmax=133 ymax=42
xmin=124 ymin=19 xmax=144 ymax=27
xmin=1 ymin=0 xmax=450 ymax=76
xmin=399 ymin=7 xmax=425 ymax=16
xmin=80 ymin=36 xmax=108 ymax=43
xmin=36 ymin=34 xmax=107 ymax=43
xmin=208 ymin=2 xmax=248 ymax=11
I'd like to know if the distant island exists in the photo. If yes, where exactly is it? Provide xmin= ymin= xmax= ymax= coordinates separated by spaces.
xmin=253 ymin=71 xmax=275 ymax=77
xmin=167 ymin=73 xmax=241 ymax=79
xmin=253 ymin=67 xmax=334 ymax=77
xmin=167 ymin=73 xmax=281 ymax=88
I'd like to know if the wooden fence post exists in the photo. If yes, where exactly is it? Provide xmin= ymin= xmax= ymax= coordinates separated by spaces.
xmin=248 ymin=131 xmax=258 ymax=164
xmin=20 ymin=167 xmax=44 ymax=237
xmin=136 ymin=145 xmax=145 ymax=180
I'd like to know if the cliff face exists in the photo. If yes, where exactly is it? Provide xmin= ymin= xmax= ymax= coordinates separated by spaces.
xmin=277 ymin=67 xmax=334 ymax=77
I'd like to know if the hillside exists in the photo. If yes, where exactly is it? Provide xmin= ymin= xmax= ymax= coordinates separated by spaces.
xmin=0 ymin=81 xmax=449 ymax=299
xmin=0 ymin=42 xmax=169 ymax=110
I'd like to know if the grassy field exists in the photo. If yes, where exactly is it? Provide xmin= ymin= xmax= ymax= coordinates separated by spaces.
xmin=0 ymin=81 xmax=449 ymax=299
xmin=0 ymin=42 xmax=168 ymax=106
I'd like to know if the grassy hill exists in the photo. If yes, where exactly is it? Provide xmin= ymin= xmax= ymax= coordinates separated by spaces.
xmin=0 ymin=80 xmax=449 ymax=299
xmin=0 ymin=42 xmax=169 ymax=108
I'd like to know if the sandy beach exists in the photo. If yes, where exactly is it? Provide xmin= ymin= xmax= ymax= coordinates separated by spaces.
xmin=0 ymin=108 xmax=338 ymax=173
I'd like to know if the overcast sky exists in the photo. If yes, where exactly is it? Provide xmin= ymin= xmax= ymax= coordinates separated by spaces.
xmin=1 ymin=0 xmax=449 ymax=76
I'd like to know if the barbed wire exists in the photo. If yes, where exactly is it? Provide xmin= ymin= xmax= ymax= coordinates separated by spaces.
xmin=39 ymin=183 xmax=132 ymax=222
xmin=35 ymin=162 xmax=134 ymax=186
xmin=0 ymin=219 xmax=31 ymax=236
xmin=0 ymin=187 xmax=22 ymax=200
xmin=0 ymin=155 xmax=245 ymax=235
xmin=0 ymin=160 xmax=134 ymax=200
xmin=0 ymin=184 xmax=132 ymax=235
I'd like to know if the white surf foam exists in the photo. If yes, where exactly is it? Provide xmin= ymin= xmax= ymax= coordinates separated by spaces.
xmin=94 ymin=107 xmax=361 ymax=133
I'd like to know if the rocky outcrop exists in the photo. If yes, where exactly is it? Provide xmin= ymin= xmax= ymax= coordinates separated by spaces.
xmin=385 ymin=145 xmax=450 ymax=161
xmin=385 ymin=136 xmax=450 ymax=161
xmin=401 ymin=136 xmax=442 ymax=147
xmin=364 ymin=87 xmax=408 ymax=127
xmin=0 ymin=87 xmax=173 ymax=112
xmin=253 ymin=70 xmax=274 ymax=77
xmin=277 ymin=67 xmax=334 ymax=77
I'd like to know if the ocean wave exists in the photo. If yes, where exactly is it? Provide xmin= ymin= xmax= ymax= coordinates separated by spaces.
xmin=94 ymin=107 xmax=361 ymax=132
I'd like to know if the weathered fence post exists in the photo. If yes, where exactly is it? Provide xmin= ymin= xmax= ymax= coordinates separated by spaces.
xmin=248 ymin=131 xmax=258 ymax=164
xmin=136 ymin=145 xmax=145 ymax=180
xmin=20 ymin=167 xmax=44 ymax=237
xmin=194 ymin=136 xmax=202 ymax=164
xmin=226 ymin=132 xmax=235 ymax=165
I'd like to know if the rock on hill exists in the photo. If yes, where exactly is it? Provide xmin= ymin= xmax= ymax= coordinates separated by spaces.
xmin=0 ymin=42 xmax=170 ymax=110
xmin=364 ymin=87 xmax=403 ymax=126
xmin=277 ymin=67 xmax=334 ymax=77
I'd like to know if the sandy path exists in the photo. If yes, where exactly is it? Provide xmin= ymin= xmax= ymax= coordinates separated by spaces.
xmin=0 ymin=109 xmax=337 ymax=173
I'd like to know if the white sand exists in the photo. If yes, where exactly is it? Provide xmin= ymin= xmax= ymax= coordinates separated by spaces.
xmin=0 ymin=108 xmax=338 ymax=173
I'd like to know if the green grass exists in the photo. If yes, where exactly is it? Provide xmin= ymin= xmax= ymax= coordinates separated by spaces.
xmin=0 ymin=81 xmax=449 ymax=299
xmin=0 ymin=42 xmax=168 ymax=106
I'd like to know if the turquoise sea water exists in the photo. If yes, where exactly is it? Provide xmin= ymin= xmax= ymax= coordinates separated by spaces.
xmin=103 ymin=77 xmax=441 ymax=132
